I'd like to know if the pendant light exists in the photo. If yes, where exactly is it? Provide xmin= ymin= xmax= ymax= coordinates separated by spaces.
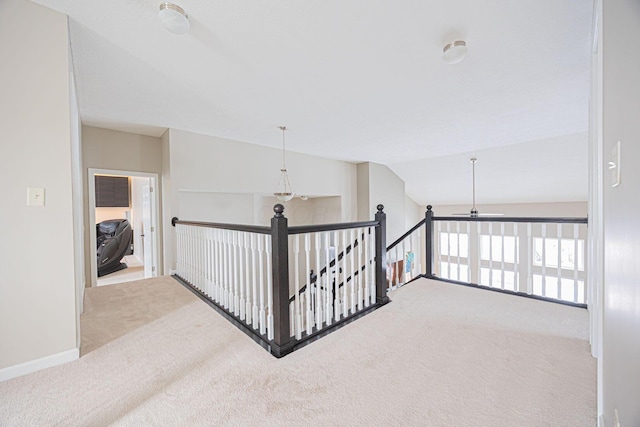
xmin=274 ymin=126 xmax=295 ymax=202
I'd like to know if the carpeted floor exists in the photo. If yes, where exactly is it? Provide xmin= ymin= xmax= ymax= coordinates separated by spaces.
xmin=97 ymin=256 xmax=145 ymax=287
xmin=0 ymin=277 xmax=596 ymax=426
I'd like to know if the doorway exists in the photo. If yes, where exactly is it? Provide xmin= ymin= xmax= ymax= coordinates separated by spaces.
xmin=88 ymin=168 xmax=160 ymax=287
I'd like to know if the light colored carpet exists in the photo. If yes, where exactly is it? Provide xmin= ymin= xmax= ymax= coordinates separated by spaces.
xmin=97 ymin=256 xmax=145 ymax=287
xmin=0 ymin=277 xmax=595 ymax=426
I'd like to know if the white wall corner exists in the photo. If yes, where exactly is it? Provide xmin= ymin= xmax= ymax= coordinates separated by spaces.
xmin=0 ymin=348 xmax=79 ymax=382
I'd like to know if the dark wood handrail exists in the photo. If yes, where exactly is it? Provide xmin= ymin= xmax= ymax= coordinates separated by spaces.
xmin=289 ymin=220 xmax=379 ymax=234
xmin=432 ymin=216 xmax=588 ymax=224
xmin=172 ymin=218 xmax=271 ymax=234
xmin=387 ymin=218 xmax=426 ymax=251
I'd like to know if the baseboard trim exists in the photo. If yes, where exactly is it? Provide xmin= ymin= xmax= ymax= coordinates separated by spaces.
xmin=0 ymin=348 xmax=79 ymax=382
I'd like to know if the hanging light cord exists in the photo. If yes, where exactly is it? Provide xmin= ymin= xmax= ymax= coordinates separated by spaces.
xmin=280 ymin=126 xmax=287 ymax=170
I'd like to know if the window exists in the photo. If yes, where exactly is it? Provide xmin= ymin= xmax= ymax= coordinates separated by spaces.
xmin=533 ymin=238 xmax=585 ymax=270
xmin=532 ymin=275 xmax=585 ymax=303
xmin=439 ymin=232 xmax=469 ymax=257
xmin=95 ymin=175 xmax=130 ymax=207
xmin=480 ymin=235 xmax=518 ymax=263
xmin=480 ymin=268 xmax=516 ymax=290
xmin=440 ymin=262 xmax=468 ymax=282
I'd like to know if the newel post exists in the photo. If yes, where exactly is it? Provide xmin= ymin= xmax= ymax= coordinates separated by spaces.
xmin=270 ymin=204 xmax=292 ymax=356
xmin=374 ymin=204 xmax=390 ymax=305
xmin=425 ymin=205 xmax=434 ymax=278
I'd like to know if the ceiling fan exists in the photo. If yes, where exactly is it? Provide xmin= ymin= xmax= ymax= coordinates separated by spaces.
xmin=452 ymin=158 xmax=504 ymax=218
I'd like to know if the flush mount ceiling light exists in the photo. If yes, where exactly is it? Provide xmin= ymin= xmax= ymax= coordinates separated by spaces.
xmin=442 ymin=40 xmax=467 ymax=64
xmin=159 ymin=3 xmax=190 ymax=35
xmin=274 ymin=126 xmax=295 ymax=202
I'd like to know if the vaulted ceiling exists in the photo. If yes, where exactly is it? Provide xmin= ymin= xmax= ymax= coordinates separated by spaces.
xmin=33 ymin=0 xmax=593 ymax=205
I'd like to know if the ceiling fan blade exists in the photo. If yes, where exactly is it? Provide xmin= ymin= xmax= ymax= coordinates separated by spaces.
xmin=449 ymin=212 xmax=505 ymax=217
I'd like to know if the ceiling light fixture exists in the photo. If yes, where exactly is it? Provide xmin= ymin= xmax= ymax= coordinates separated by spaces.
xmin=158 ymin=3 xmax=190 ymax=35
xmin=274 ymin=126 xmax=295 ymax=202
xmin=442 ymin=40 xmax=467 ymax=64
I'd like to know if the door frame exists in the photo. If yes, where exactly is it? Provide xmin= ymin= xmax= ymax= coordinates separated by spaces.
xmin=88 ymin=168 xmax=161 ymax=288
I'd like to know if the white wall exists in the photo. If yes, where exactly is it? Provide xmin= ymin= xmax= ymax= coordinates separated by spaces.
xmin=95 ymin=207 xmax=130 ymax=224
xmin=255 ymin=196 xmax=342 ymax=226
xmin=405 ymin=195 xmax=421 ymax=230
xmin=357 ymin=162 xmax=410 ymax=245
xmin=164 ymin=129 xmax=358 ymax=271
xmin=601 ymin=0 xmax=640 ymax=425
xmin=0 ymin=0 xmax=78 ymax=374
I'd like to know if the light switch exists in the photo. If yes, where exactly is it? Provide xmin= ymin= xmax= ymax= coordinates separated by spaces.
xmin=609 ymin=141 xmax=621 ymax=187
xmin=27 ymin=187 xmax=45 ymax=206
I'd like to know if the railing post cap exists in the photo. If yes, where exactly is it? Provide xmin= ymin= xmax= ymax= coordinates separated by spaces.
xmin=377 ymin=204 xmax=384 ymax=213
xmin=273 ymin=203 xmax=285 ymax=217
xmin=426 ymin=205 xmax=433 ymax=211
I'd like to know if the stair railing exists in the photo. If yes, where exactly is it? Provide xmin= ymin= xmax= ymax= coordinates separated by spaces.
xmin=171 ymin=204 xmax=389 ymax=357
xmin=423 ymin=205 xmax=589 ymax=306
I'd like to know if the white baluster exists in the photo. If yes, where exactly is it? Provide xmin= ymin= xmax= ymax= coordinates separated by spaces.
xmin=446 ymin=221 xmax=451 ymax=279
xmin=251 ymin=233 xmax=259 ymax=328
xmin=435 ymin=221 xmax=442 ymax=277
xmin=341 ymin=230 xmax=349 ymax=318
xmin=334 ymin=230 xmax=341 ymax=320
xmin=527 ymin=223 xmax=533 ymax=294
xmin=557 ymin=223 xmax=562 ymax=300
xmin=289 ymin=301 xmax=295 ymax=337
xmin=456 ymin=221 xmax=461 ymax=281
xmin=214 ymin=229 xmax=221 ymax=303
xmin=488 ymin=222 xmax=493 ymax=287
xmin=175 ymin=225 xmax=181 ymax=277
xmin=197 ymin=228 xmax=203 ymax=291
xmin=324 ymin=231 xmax=333 ymax=324
xmin=357 ymin=228 xmax=364 ymax=311
xmin=573 ymin=224 xmax=579 ymax=303
xmin=207 ymin=228 xmax=213 ymax=297
xmin=244 ymin=233 xmax=251 ymax=323
xmin=315 ymin=232 xmax=323 ymax=329
xmin=294 ymin=234 xmax=302 ymax=339
xmin=513 ymin=223 xmax=519 ymax=291
xmin=238 ymin=232 xmax=246 ymax=320
xmin=188 ymin=227 xmax=193 ymax=285
xmin=233 ymin=232 xmax=240 ymax=315
xmin=349 ymin=229 xmax=356 ymax=314
xmin=305 ymin=233 xmax=313 ymax=334
xmin=500 ymin=222 xmax=505 ymax=289
xmin=395 ymin=244 xmax=400 ymax=288
xmin=266 ymin=235 xmax=274 ymax=341
xmin=466 ymin=221 xmax=471 ymax=282
xmin=541 ymin=224 xmax=547 ymax=297
xmin=369 ymin=227 xmax=376 ymax=304
xmin=258 ymin=234 xmax=266 ymax=334
xmin=363 ymin=227 xmax=370 ymax=307
xmin=225 ymin=230 xmax=231 ymax=306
